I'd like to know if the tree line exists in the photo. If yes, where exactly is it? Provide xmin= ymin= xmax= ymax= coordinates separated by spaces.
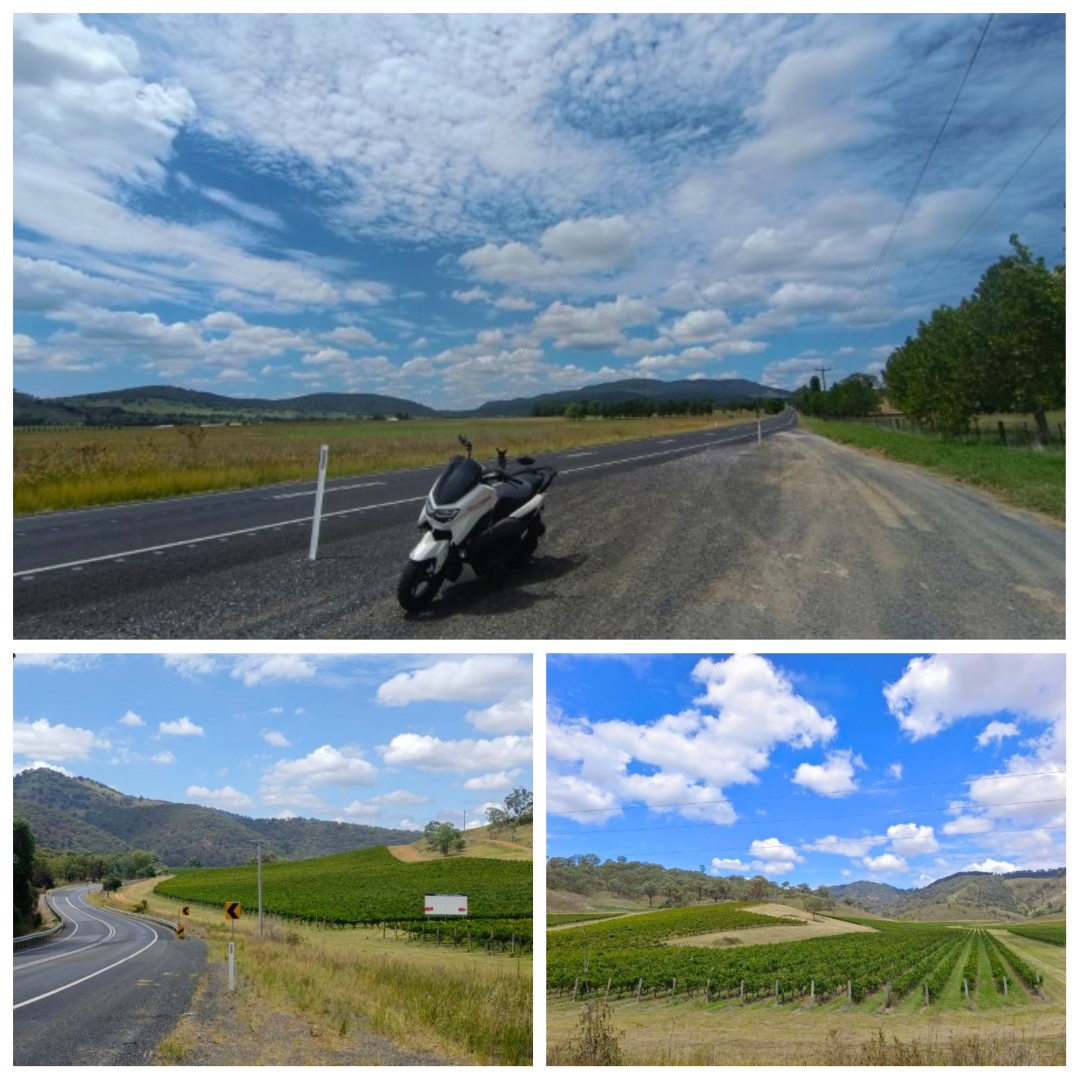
xmin=547 ymin=854 xmax=838 ymax=911
xmin=791 ymin=236 xmax=1065 ymax=440
xmin=532 ymin=397 xmax=787 ymax=420
xmin=790 ymin=372 xmax=883 ymax=419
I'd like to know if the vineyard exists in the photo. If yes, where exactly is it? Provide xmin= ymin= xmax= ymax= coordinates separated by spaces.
xmin=547 ymin=912 xmax=629 ymax=927
xmin=548 ymin=908 xmax=1049 ymax=1009
xmin=156 ymin=846 xmax=532 ymax=949
xmin=994 ymin=921 xmax=1065 ymax=947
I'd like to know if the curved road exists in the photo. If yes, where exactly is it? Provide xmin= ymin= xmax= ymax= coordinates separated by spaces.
xmin=14 ymin=885 xmax=206 ymax=1065
xmin=13 ymin=417 xmax=1064 ymax=639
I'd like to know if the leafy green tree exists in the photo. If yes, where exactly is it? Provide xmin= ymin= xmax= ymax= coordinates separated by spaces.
xmin=426 ymin=822 xmax=465 ymax=856
xmin=884 ymin=235 xmax=1064 ymax=439
xmin=748 ymin=875 xmax=770 ymax=902
xmin=972 ymin=235 xmax=1065 ymax=441
xmin=504 ymin=787 xmax=533 ymax=825
xmin=14 ymin=815 xmax=39 ymax=933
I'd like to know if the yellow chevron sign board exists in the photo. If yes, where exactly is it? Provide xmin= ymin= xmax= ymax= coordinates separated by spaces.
xmin=182 ymin=906 xmax=190 ymax=915
xmin=225 ymin=902 xmax=241 ymax=920
xmin=177 ymin=924 xmax=185 ymax=938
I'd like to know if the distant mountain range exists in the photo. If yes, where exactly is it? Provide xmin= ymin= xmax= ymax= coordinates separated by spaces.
xmin=469 ymin=377 xmax=790 ymax=417
xmin=829 ymin=868 xmax=1066 ymax=921
xmin=14 ymin=768 xmax=420 ymax=868
xmin=14 ymin=376 xmax=789 ymax=426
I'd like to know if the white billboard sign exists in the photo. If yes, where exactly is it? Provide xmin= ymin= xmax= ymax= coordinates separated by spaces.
xmin=424 ymin=894 xmax=468 ymax=916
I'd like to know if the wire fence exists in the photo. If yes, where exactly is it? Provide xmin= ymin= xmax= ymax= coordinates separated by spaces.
xmin=845 ymin=415 xmax=1064 ymax=448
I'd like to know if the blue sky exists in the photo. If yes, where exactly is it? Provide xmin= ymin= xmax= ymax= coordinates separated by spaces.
xmin=547 ymin=654 xmax=1065 ymax=889
xmin=13 ymin=13 xmax=1065 ymax=408
xmin=14 ymin=653 xmax=532 ymax=831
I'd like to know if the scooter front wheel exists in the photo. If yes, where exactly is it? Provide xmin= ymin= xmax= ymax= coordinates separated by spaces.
xmin=397 ymin=558 xmax=444 ymax=613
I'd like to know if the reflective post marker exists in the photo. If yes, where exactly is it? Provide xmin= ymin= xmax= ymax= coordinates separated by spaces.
xmin=228 ymin=940 xmax=235 ymax=992
xmin=757 ymin=419 xmax=762 ymax=445
xmin=308 ymin=445 xmax=329 ymax=561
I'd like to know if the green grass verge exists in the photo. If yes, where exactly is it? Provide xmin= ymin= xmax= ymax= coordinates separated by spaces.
xmin=799 ymin=417 xmax=1065 ymax=520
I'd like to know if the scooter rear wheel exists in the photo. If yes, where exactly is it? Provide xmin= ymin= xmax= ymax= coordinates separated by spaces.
xmin=397 ymin=558 xmax=444 ymax=613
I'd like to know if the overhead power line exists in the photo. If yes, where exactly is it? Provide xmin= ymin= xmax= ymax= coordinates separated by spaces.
xmin=916 ymin=107 xmax=1066 ymax=288
xmin=546 ymin=796 xmax=1066 ymax=839
xmin=547 ymin=823 xmax=1067 ymax=863
xmin=546 ymin=766 xmax=1066 ymax=817
xmin=833 ymin=13 xmax=994 ymax=342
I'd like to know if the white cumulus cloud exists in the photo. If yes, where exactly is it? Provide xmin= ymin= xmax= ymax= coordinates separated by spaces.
xmin=792 ymin=749 xmax=864 ymax=797
xmin=159 ymin=716 xmax=203 ymax=736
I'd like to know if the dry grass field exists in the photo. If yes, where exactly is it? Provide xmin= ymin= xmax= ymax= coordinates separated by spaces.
xmin=670 ymin=903 xmax=877 ymax=948
xmin=389 ymin=823 xmax=532 ymax=863
xmin=14 ymin=412 xmax=753 ymax=513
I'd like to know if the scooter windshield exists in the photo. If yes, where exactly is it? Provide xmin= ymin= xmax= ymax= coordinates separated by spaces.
xmin=431 ymin=454 xmax=483 ymax=504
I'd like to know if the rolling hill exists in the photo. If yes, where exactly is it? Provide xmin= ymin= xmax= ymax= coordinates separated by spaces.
xmin=14 ymin=375 xmax=789 ymax=426
xmin=829 ymin=868 xmax=1066 ymax=921
xmin=14 ymin=768 xmax=420 ymax=867
xmin=471 ymin=377 xmax=790 ymax=417
xmin=13 ymin=385 xmax=438 ymax=426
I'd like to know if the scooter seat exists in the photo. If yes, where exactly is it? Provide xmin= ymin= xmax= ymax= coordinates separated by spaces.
xmin=491 ymin=473 xmax=545 ymax=519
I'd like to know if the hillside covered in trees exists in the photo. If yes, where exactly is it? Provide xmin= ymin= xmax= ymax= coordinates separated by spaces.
xmin=547 ymin=854 xmax=1065 ymax=921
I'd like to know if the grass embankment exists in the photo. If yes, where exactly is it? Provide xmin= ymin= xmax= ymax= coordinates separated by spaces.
xmin=389 ymin=822 xmax=532 ymax=863
xmin=96 ymin=877 xmax=531 ymax=1065
xmin=799 ymin=417 xmax=1065 ymax=520
xmin=14 ymin=412 xmax=753 ymax=514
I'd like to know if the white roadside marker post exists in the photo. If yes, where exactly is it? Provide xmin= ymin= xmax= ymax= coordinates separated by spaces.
xmin=308 ymin=444 xmax=329 ymax=561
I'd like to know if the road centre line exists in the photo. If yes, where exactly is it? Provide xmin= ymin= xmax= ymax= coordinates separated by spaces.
xmin=14 ymin=915 xmax=159 ymax=1010
xmin=15 ymin=892 xmax=115 ymax=970
xmin=13 ymin=495 xmax=426 ymax=578
xmin=272 ymin=480 xmax=386 ymax=499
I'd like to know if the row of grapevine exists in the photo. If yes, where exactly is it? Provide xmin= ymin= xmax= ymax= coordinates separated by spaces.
xmin=961 ymin=930 xmax=981 ymax=993
xmin=547 ymin=912 xmax=626 ymax=927
xmin=982 ymin=930 xmax=1041 ymax=992
xmin=997 ymin=922 xmax=1065 ymax=947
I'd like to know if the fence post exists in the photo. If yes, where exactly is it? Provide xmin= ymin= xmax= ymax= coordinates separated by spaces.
xmin=848 ymin=979 xmax=852 ymax=1003
xmin=963 ymin=978 xmax=969 ymax=1001
xmin=924 ymin=982 xmax=929 ymax=1006
xmin=308 ymin=444 xmax=329 ymax=560
xmin=572 ymin=977 xmax=579 ymax=1001
xmin=740 ymin=979 xmax=744 ymax=1001
xmin=636 ymin=977 xmax=642 ymax=1005
xmin=671 ymin=977 xmax=677 ymax=1000
xmin=605 ymin=977 xmax=611 ymax=1003
xmin=810 ymin=979 xmax=815 ymax=1005
xmin=775 ymin=979 xmax=779 ymax=1005
xmin=1003 ymin=975 xmax=1008 ymax=997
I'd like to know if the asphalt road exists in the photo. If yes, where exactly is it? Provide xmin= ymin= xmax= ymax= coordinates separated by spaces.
xmin=14 ymin=420 xmax=1064 ymax=639
xmin=13 ymin=885 xmax=207 ymax=1066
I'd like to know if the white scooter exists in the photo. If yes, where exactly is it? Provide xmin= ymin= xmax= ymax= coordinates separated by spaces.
xmin=397 ymin=436 xmax=557 ymax=613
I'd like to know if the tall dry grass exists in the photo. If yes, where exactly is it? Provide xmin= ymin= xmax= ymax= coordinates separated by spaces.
xmin=14 ymin=413 xmax=752 ymax=513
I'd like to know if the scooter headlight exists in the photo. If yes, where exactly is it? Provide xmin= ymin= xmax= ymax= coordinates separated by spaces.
xmin=426 ymin=502 xmax=460 ymax=524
